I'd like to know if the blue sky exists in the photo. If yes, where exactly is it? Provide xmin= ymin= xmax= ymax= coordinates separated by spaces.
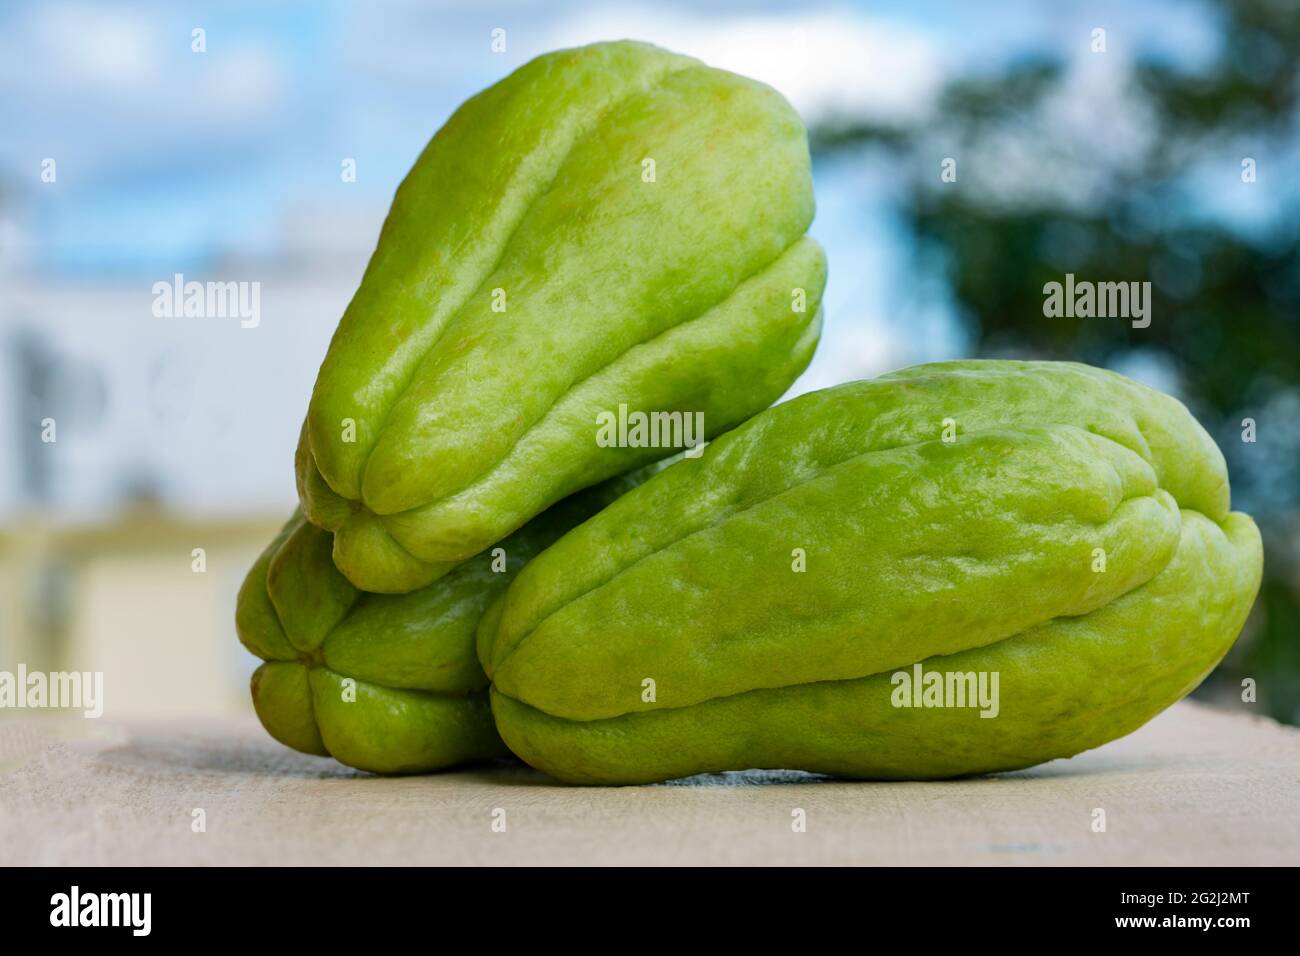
xmin=2 ymin=0 xmax=1225 ymax=277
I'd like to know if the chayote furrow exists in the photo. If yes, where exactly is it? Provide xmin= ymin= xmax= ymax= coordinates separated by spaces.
xmin=296 ymin=40 xmax=826 ymax=593
xmin=478 ymin=360 xmax=1264 ymax=784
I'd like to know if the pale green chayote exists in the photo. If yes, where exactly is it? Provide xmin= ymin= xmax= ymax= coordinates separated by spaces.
xmin=297 ymin=40 xmax=826 ymax=593
xmin=237 ymin=468 xmax=657 ymax=773
xmin=479 ymin=360 xmax=1264 ymax=784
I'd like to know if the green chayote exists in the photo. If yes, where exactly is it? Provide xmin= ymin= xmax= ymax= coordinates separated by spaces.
xmin=296 ymin=40 xmax=825 ymax=593
xmin=237 ymin=469 xmax=657 ymax=773
xmin=479 ymin=360 xmax=1263 ymax=784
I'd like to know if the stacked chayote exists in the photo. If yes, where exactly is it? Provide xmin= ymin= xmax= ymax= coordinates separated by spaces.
xmin=237 ymin=511 xmax=506 ymax=774
xmin=295 ymin=39 xmax=825 ymax=594
xmin=237 ymin=467 xmax=660 ymax=773
xmin=480 ymin=360 xmax=1262 ymax=783
xmin=239 ymin=40 xmax=1262 ymax=783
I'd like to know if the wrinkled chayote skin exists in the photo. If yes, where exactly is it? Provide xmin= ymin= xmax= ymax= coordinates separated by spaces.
xmin=237 ymin=468 xmax=657 ymax=774
xmin=480 ymin=360 xmax=1264 ymax=784
xmin=297 ymin=40 xmax=826 ymax=593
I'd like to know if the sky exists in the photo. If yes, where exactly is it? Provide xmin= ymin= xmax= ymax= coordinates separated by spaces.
xmin=0 ymin=0 xmax=1258 ymax=519
xmin=1 ymin=0 xmax=1225 ymax=277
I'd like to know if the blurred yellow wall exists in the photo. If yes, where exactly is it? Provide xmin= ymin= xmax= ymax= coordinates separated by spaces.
xmin=0 ymin=506 xmax=283 ymax=719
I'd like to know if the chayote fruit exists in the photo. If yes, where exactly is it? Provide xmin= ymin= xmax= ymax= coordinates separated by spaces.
xmin=237 ymin=468 xmax=657 ymax=773
xmin=479 ymin=360 xmax=1264 ymax=784
xmin=296 ymin=40 xmax=826 ymax=593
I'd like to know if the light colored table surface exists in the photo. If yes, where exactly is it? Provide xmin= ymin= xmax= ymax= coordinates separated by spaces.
xmin=2 ymin=700 xmax=1298 ymax=866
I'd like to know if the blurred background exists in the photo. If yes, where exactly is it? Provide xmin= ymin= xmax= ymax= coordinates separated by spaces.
xmin=1 ymin=0 xmax=1296 ymax=725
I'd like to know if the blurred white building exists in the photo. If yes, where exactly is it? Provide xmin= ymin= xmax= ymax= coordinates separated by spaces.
xmin=0 ymin=199 xmax=387 ymax=718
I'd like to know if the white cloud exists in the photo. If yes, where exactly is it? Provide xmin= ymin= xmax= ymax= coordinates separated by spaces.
xmin=26 ymin=1 xmax=160 ymax=91
xmin=0 ymin=2 xmax=286 ymax=141
xmin=202 ymin=47 xmax=286 ymax=123
xmin=910 ymin=42 xmax=1164 ymax=215
xmin=546 ymin=5 xmax=946 ymax=124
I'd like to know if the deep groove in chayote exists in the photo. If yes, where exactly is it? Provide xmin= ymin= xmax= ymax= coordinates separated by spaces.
xmin=237 ymin=467 xmax=661 ymax=774
xmin=478 ymin=360 xmax=1263 ymax=784
xmin=297 ymin=40 xmax=826 ymax=593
